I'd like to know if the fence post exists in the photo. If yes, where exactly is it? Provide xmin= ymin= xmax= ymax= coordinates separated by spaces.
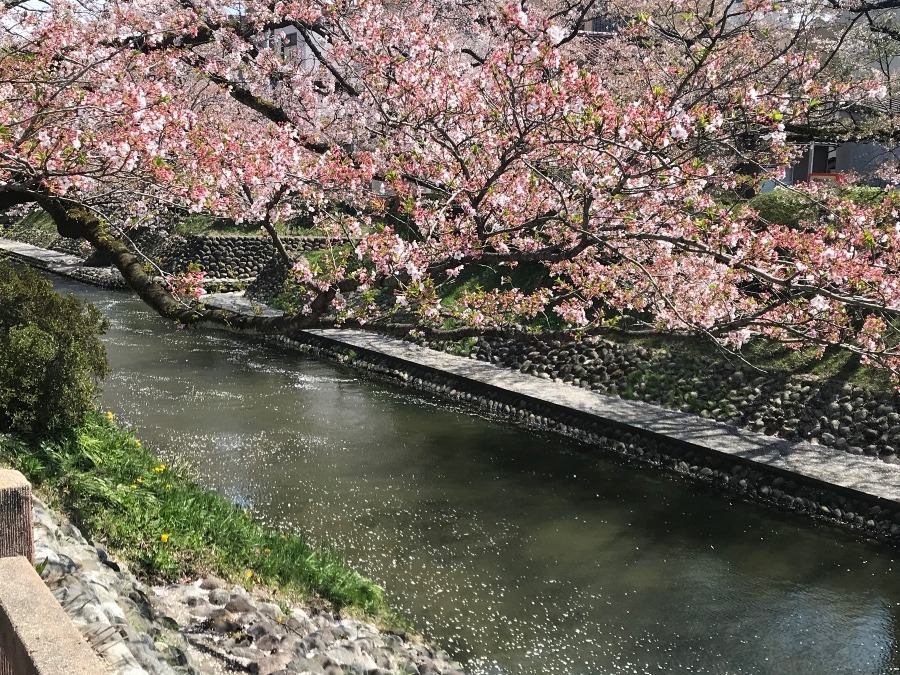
xmin=0 ymin=470 xmax=33 ymax=563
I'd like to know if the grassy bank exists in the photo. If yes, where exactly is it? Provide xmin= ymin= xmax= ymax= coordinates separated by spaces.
xmin=0 ymin=410 xmax=400 ymax=624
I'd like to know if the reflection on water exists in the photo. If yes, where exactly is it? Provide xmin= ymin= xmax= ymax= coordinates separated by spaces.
xmin=56 ymin=278 xmax=900 ymax=675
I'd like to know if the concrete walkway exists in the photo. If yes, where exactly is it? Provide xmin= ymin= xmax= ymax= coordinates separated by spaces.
xmin=0 ymin=237 xmax=86 ymax=270
xmin=0 ymin=236 xmax=126 ymax=286
xmin=3 ymin=233 xmax=899 ymax=510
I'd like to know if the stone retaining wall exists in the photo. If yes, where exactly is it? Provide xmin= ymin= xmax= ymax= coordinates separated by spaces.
xmin=161 ymin=235 xmax=332 ymax=279
xmin=430 ymin=336 xmax=900 ymax=466
xmin=66 ymin=266 xmax=129 ymax=289
xmin=270 ymin=331 xmax=900 ymax=547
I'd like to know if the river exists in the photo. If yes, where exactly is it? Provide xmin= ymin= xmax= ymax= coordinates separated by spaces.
xmin=58 ymin=277 xmax=900 ymax=675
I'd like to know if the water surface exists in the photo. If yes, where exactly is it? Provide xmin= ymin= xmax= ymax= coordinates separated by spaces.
xmin=58 ymin=278 xmax=900 ymax=675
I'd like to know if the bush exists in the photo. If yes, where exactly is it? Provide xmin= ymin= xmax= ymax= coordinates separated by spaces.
xmin=0 ymin=261 xmax=108 ymax=436
xmin=748 ymin=188 xmax=820 ymax=228
xmin=749 ymin=186 xmax=891 ymax=229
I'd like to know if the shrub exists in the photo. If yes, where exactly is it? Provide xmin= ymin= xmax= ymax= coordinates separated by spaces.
xmin=0 ymin=260 xmax=108 ymax=436
xmin=748 ymin=188 xmax=821 ymax=228
xmin=749 ymin=186 xmax=891 ymax=229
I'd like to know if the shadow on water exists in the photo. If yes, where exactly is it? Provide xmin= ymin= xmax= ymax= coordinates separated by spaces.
xmin=53 ymin=278 xmax=900 ymax=675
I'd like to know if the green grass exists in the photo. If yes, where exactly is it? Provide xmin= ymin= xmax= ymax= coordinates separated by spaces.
xmin=174 ymin=215 xmax=325 ymax=238
xmin=15 ymin=208 xmax=57 ymax=231
xmin=599 ymin=330 xmax=894 ymax=391
xmin=436 ymin=261 xmax=551 ymax=307
xmin=0 ymin=411 xmax=403 ymax=624
xmin=738 ymin=340 xmax=892 ymax=389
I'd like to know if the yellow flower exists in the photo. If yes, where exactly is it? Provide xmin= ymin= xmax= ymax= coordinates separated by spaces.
xmin=160 ymin=533 xmax=169 ymax=543
xmin=106 ymin=410 xmax=114 ymax=421
xmin=135 ymin=440 xmax=141 ymax=447
xmin=245 ymin=570 xmax=253 ymax=579
xmin=153 ymin=464 xmax=166 ymax=473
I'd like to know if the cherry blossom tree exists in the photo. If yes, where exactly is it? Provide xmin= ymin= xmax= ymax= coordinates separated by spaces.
xmin=4 ymin=0 xmax=900 ymax=373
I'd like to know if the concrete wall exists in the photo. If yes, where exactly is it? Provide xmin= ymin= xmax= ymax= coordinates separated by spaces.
xmin=0 ymin=471 xmax=108 ymax=675
xmin=0 ymin=471 xmax=32 ymax=563
xmin=835 ymin=142 xmax=900 ymax=177
xmin=0 ymin=557 xmax=108 ymax=675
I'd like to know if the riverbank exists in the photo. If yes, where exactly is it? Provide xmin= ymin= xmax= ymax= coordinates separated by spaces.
xmin=194 ymin=290 xmax=900 ymax=544
xmin=1 ymin=417 xmax=466 ymax=675
xmin=0 ymin=412 xmax=389 ymax=614
xmin=25 ymin=487 xmax=465 ymax=675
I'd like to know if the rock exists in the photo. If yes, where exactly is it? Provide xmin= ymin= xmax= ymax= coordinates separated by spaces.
xmin=94 ymin=543 xmax=121 ymax=571
xmin=287 ymin=656 xmax=327 ymax=674
xmin=199 ymin=577 xmax=224 ymax=590
xmin=206 ymin=609 xmax=242 ymax=634
xmin=304 ymin=630 xmax=335 ymax=651
xmin=256 ymin=633 xmax=283 ymax=652
xmin=226 ymin=595 xmax=257 ymax=614
xmin=258 ymin=602 xmax=283 ymax=621
xmin=209 ymin=588 xmax=231 ymax=605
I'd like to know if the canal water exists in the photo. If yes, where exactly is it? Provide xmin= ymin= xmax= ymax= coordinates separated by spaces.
xmin=58 ymin=278 xmax=900 ymax=675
